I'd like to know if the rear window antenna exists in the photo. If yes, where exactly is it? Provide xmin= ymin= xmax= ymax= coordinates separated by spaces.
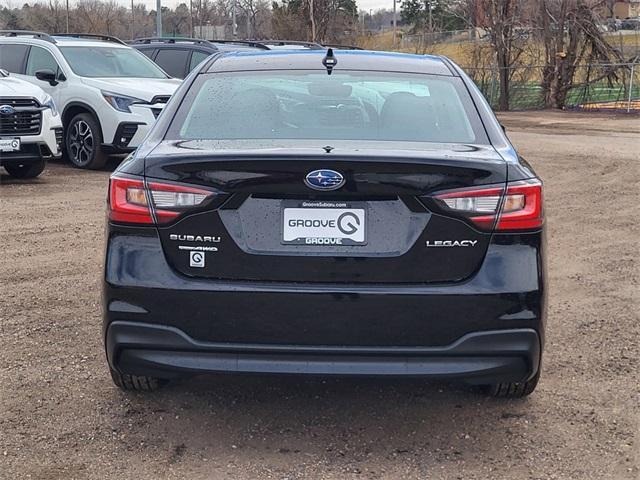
xmin=322 ymin=48 xmax=337 ymax=75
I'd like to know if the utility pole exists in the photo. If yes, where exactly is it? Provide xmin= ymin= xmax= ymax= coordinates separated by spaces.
xmin=189 ymin=0 xmax=194 ymax=38
xmin=198 ymin=0 xmax=202 ymax=38
xmin=65 ymin=0 xmax=69 ymax=33
xmin=393 ymin=0 xmax=397 ymax=48
xmin=131 ymin=0 xmax=134 ymax=40
xmin=232 ymin=0 xmax=237 ymax=38
xmin=156 ymin=0 xmax=162 ymax=37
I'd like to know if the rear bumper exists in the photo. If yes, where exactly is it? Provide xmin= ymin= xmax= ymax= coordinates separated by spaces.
xmin=107 ymin=321 xmax=540 ymax=384
xmin=104 ymin=230 xmax=546 ymax=384
xmin=104 ymin=231 xmax=546 ymax=345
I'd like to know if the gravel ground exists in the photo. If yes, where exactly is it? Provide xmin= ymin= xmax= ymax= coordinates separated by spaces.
xmin=0 ymin=111 xmax=638 ymax=480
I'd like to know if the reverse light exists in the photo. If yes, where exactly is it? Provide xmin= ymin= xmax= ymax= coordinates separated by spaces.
xmin=441 ymin=195 xmax=501 ymax=213
xmin=146 ymin=181 xmax=213 ymax=224
xmin=150 ymin=190 xmax=208 ymax=208
xmin=108 ymin=175 xmax=214 ymax=225
xmin=433 ymin=179 xmax=543 ymax=231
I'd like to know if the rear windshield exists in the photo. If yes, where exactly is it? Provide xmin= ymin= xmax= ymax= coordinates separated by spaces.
xmin=167 ymin=70 xmax=487 ymax=144
xmin=60 ymin=46 xmax=168 ymax=78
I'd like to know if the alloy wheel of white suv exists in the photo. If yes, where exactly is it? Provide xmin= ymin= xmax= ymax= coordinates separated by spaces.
xmin=66 ymin=112 xmax=107 ymax=169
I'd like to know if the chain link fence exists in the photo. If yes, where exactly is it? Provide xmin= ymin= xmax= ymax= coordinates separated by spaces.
xmin=464 ymin=63 xmax=640 ymax=112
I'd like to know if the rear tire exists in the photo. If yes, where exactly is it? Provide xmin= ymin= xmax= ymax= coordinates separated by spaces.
xmin=109 ymin=368 xmax=162 ymax=392
xmin=487 ymin=370 xmax=540 ymax=398
xmin=65 ymin=113 xmax=108 ymax=169
xmin=3 ymin=158 xmax=46 ymax=179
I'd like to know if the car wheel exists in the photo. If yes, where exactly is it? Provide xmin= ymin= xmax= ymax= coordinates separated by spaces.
xmin=66 ymin=113 xmax=108 ymax=169
xmin=109 ymin=368 xmax=162 ymax=392
xmin=3 ymin=158 xmax=46 ymax=179
xmin=487 ymin=370 xmax=540 ymax=398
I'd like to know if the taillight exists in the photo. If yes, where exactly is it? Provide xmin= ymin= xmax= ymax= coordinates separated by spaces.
xmin=108 ymin=175 xmax=214 ymax=225
xmin=433 ymin=179 xmax=543 ymax=232
xmin=109 ymin=176 xmax=153 ymax=224
xmin=495 ymin=179 xmax=543 ymax=231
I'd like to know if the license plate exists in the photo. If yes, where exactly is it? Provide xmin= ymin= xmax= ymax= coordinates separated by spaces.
xmin=283 ymin=201 xmax=367 ymax=246
xmin=0 ymin=138 xmax=20 ymax=152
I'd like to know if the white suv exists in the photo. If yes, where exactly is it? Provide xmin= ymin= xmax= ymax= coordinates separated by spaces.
xmin=0 ymin=68 xmax=62 ymax=178
xmin=0 ymin=31 xmax=181 ymax=169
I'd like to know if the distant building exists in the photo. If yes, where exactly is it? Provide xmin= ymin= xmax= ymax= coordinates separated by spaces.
xmin=609 ymin=0 xmax=640 ymax=18
xmin=470 ymin=0 xmax=537 ymax=28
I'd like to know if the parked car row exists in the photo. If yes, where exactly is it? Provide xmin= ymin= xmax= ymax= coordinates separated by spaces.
xmin=0 ymin=31 xmax=180 ymax=175
xmin=620 ymin=17 xmax=640 ymax=30
xmin=0 ymin=30 xmax=359 ymax=178
xmin=1 ymin=32 xmax=547 ymax=398
xmin=601 ymin=17 xmax=640 ymax=31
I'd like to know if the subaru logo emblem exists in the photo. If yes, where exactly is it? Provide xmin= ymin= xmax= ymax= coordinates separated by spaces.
xmin=0 ymin=105 xmax=16 ymax=116
xmin=305 ymin=169 xmax=345 ymax=191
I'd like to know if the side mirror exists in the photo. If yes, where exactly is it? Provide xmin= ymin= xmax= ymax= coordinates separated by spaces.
xmin=500 ymin=123 xmax=507 ymax=133
xmin=35 ymin=69 xmax=58 ymax=86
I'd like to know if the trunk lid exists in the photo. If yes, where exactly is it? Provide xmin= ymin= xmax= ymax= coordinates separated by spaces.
xmin=145 ymin=140 xmax=506 ymax=284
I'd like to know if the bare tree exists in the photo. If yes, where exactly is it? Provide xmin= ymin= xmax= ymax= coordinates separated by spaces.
xmin=308 ymin=0 xmax=316 ymax=41
xmin=165 ymin=3 xmax=190 ymax=36
xmin=536 ymin=0 xmax=627 ymax=108
xmin=271 ymin=0 xmax=308 ymax=40
xmin=102 ymin=1 xmax=120 ymax=35
xmin=311 ymin=0 xmax=357 ymax=43
xmin=75 ymin=0 xmax=103 ymax=33
xmin=272 ymin=0 xmax=356 ymax=43
xmin=237 ymin=0 xmax=271 ymax=38
xmin=17 ymin=1 xmax=67 ymax=33
xmin=477 ymin=0 xmax=529 ymax=110
xmin=447 ymin=0 xmax=531 ymax=110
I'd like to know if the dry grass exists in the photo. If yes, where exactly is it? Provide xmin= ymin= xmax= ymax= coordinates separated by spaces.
xmin=357 ymin=30 xmax=640 ymax=66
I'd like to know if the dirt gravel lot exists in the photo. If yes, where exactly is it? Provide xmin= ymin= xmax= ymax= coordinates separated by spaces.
xmin=0 ymin=111 xmax=638 ymax=480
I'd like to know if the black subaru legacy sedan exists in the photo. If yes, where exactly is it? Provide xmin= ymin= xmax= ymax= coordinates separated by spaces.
xmin=103 ymin=49 xmax=546 ymax=397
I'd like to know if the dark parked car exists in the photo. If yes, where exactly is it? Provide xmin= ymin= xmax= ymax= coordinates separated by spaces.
xmin=131 ymin=37 xmax=272 ymax=79
xmin=620 ymin=17 xmax=640 ymax=30
xmin=131 ymin=38 xmax=361 ymax=79
xmin=130 ymin=37 xmax=222 ymax=79
xmin=104 ymin=49 xmax=546 ymax=398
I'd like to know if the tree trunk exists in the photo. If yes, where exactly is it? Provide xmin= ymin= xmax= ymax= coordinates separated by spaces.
xmin=309 ymin=0 xmax=316 ymax=42
xmin=497 ymin=52 xmax=510 ymax=111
